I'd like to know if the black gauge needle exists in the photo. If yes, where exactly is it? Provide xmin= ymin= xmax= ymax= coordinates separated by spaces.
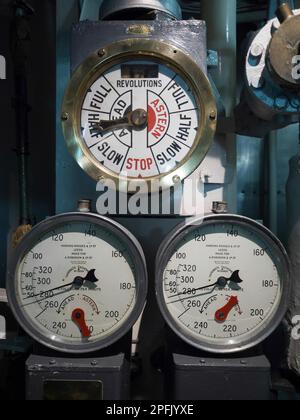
xmin=94 ymin=109 xmax=148 ymax=133
xmin=168 ymin=270 xmax=243 ymax=299
xmin=84 ymin=269 xmax=99 ymax=284
xmin=24 ymin=269 xmax=100 ymax=301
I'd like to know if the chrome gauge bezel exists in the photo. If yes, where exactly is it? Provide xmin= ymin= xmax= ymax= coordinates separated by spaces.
xmin=7 ymin=213 xmax=148 ymax=354
xmin=61 ymin=38 xmax=217 ymax=193
xmin=155 ymin=214 xmax=291 ymax=354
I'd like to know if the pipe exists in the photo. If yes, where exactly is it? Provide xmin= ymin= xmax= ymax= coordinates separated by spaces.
xmin=99 ymin=0 xmax=182 ymax=20
xmin=11 ymin=2 xmax=33 ymax=227
xmin=276 ymin=3 xmax=294 ymax=22
xmin=10 ymin=1 xmax=35 ymax=248
xmin=201 ymin=0 xmax=237 ymax=212
xmin=267 ymin=131 xmax=278 ymax=234
xmin=201 ymin=0 xmax=237 ymax=115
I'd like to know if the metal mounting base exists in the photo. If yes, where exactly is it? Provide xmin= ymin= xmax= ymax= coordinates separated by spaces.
xmin=26 ymin=353 xmax=130 ymax=400
xmin=166 ymin=353 xmax=273 ymax=400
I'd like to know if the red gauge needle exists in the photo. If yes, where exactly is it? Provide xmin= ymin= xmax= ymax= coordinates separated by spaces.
xmin=215 ymin=296 xmax=239 ymax=324
xmin=72 ymin=308 xmax=91 ymax=338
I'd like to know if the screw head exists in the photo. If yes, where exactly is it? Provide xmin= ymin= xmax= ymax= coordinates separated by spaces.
xmin=173 ymin=175 xmax=181 ymax=184
xmin=209 ymin=110 xmax=217 ymax=121
xmin=98 ymin=49 xmax=106 ymax=58
xmin=61 ymin=112 xmax=69 ymax=122
xmin=250 ymin=43 xmax=264 ymax=58
xmin=131 ymin=109 xmax=148 ymax=128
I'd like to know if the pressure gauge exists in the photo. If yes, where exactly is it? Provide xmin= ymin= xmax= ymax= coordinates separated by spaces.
xmin=156 ymin=214 xmax=291 ymax=354
xmin=7 ymin=213 xmax=147 ymax=354
xmin=62 ymin=39 xmax=217 ymax=192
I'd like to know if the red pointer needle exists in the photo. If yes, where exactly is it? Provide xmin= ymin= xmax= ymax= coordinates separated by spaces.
xmin=215 ymin=296 xmax=239 ymax=324
xmin=72 ymin=308 xmax=91 ymax=338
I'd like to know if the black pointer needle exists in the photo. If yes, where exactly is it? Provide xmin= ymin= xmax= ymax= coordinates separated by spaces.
xmin=84 ymin=269 xmax=99 ymax=284
xmin=168 ymin=270 xmax=243 ymax=299
xmin=24 ymin=269 xmax=99 ymax=301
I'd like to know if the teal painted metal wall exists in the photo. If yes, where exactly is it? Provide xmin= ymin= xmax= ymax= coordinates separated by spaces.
xmin=56 ymin=0 xmax=100 ymax=214
xmin=55 ymin=0 xmax=300 ymax=242
xmin=0 ymin=1 xmax=55 ymax=288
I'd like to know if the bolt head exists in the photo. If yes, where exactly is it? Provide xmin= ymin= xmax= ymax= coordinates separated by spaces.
xmin=251 ymin=43 xmax=264 ymax=58
xmin=209 ymin=110 xmax=217 ymax=121
xmin=173 ymin=175 xmax=181 ymax=184
xmin=98 ymin=49 xmax=106 ymax=58
xmin=61 ymin=112 xmax=69 ymax=122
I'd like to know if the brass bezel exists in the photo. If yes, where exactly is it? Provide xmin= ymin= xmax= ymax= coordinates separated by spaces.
xmin=62 ymin=38 xmax=217 ymax=193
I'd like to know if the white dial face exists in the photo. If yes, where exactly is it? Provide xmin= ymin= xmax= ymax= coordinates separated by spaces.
xmin=16 ymin=221 xmax=137 ymax=349
xmin=80 ymin=60 xmax=199 ymax=179
xmin=162 ymin=221 xmax=284 ymax=350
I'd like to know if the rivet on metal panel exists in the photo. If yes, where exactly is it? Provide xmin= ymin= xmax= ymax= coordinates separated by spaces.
xmin=251 ymin=43 xmax=264 ymax=58
xmin=209 ymin=110 xmax=217 ymax=121
xmin=61 ymin=112 xmax=69 ymax=122
xmin=98 ymin=49 xmax=106 ymax=58
xmin=173 ymin=175 xmax=181 ymax=184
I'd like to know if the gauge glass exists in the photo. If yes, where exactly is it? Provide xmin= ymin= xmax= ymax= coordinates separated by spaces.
xmin=80 ymin=59 xmax=199 ymax=179
xmin=158 ymin=217 xmax=290 ymax=353
xmin=13 ymin=219 xmax=141 ymax=351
